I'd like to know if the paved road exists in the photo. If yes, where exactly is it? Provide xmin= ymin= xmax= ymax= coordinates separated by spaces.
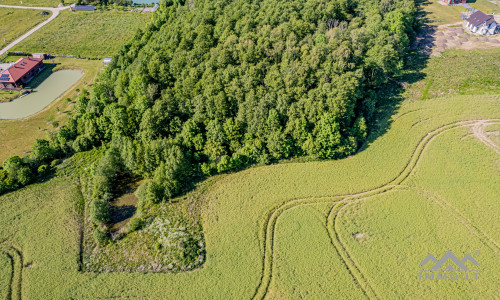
xmin=0 ymin=5 xmax=70 ymax=56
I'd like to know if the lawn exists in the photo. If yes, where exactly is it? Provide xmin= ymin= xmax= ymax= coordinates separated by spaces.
xmin=0 ymin=254 xmax=10 ymax=300
xmin=405 ymin=49 xmax=500 ymax=101
xmin=12 ymin=10 xmax=150 ymax=58
xmin=0 ymin=57 xmax=101 ymax=163
xmin=0 ymin=7 xmax=50 ymax=49
xmin=419 ymin=0 xmax=467 ymax=25
xmin=0 ymin=0 xmax=59 ymax=6
xmin=0 ymin=89 xmax=24 ymax=103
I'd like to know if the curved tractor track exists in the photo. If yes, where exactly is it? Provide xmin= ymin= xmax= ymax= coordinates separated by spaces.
xmin=0 ymin=245 xmax=23 ymax=300
xmin=252 ymin=119 xmax=500 ymax=300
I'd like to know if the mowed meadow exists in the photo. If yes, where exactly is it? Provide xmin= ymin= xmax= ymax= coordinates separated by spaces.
xmin=12 ymin=10 xmax=150 ymax=58
xmin=0 ymin=92 xmax=498 ymax=298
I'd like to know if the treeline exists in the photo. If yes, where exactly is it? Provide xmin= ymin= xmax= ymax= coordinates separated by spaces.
xmin=1 ymin=0 xmax=417 ymax=213
xmin=0 ymin=128 xmax=75 ymax=195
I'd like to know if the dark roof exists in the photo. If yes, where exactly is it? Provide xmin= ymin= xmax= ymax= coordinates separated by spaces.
xmin=74 ymin=5 xmax=95 ymax=11
xmin=467 ymin=11 xmax=495 ymax=27
xmin=0 ymin=58 xmax=43 ymax=83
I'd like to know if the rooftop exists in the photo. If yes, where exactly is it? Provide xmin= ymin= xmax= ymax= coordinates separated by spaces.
xmin=467 ymin=10 xmax=495 ymax=27
xmin=0 ymin=57 xmax=43 ymax=83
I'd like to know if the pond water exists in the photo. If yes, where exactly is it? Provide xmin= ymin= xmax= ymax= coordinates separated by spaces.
xmin=0 ymin=70 xmax=82 ymax=120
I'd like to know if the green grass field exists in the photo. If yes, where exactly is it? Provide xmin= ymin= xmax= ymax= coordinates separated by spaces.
xmin=0 ymin=254 xmax=10 ymax=300
xmin=11 ymin=10 xmax=150 ymax=58
xmin=0 ymin=92 xmax=498 ymax=298
xmin=0 ymin=0 xmax=59 ymax=7
xmin=0 ymin=7 xmax=50 ymax=49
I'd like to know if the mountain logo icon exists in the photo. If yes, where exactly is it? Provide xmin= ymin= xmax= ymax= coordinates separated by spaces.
xmin=420 ymin=250 xmax=479 ymax=270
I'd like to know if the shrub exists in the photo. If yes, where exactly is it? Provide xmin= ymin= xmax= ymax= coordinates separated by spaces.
xmin=89 ymin=199 xmax=110 ymax=224
xmin=127 ymin=216 xmax=143 ymax=233
xmin=37 ymin=164 xmax=50 ymax=177
xmin=93 ymin=228 xmax=109 ymax=246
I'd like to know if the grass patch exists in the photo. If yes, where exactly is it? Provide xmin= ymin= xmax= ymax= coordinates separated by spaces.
xmin=0 ymin=8 xmax=50 ymax=49
xmin=12 ymin=10 xmax=150 ymax=59
xmin=0 ymin=89 xmax=25 ymax=102
xmin=419 ymin=0 xmax=466 ymax=25
xmin=405 ymin=49 xmax=500 ymax=101
xmin=0 ymin=57 xmax=101 ymax=163
xmin=0 ymin=254 xmax=10 ymax=300
xmin=0 ymin=0 xmax=59 ymax=6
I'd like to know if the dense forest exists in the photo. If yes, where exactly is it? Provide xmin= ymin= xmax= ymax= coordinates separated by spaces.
xmin=0 ymin=0 xmax=417 ymax=246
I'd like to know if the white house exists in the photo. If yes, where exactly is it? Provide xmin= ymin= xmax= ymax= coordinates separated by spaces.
xmin=466 ymin=11 xmax=498 ymax=35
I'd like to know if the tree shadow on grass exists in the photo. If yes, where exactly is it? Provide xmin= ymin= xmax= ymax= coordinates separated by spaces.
xmin=357 ymin=0 xmax=438 ymax=154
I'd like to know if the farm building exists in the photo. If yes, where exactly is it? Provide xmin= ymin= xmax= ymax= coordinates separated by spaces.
xmin=466 ymin=10 xmax=498 ymax=35
xmin=71 ymin=5 xmax=95 ymax=11
xmin=441 ymin=0 xmax=466 ymax=4
xmin=0 ymin=57 xmax=44 ymax=90
xmin=32 ymin=53 xmax=48 ymax=59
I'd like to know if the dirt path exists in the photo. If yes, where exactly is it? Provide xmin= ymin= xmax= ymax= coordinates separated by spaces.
xmin=0 ymin=5 xmax=70 ymax=57
xmin=471 ymin=121 xmax=500 ymax=155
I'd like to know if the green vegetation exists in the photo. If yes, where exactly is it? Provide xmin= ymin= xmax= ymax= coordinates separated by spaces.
xmin=0 ymin=57 xmax=101 ymax=163
xmin=0 ymin=8 xmax=50 ymax=49
xmin=0 ymin=89 xmax=25 ymax=103
xmin=0 ymin=254 xmax=10 ymax=300
xmin=13 ymin=10 xmax=150 ymax=59
xmin=0 ymin=94 xmax=498 ymax=298
xmin=0 ymin=0 xmax=499 ymax=298
xmin=0 ymin=0 xmax=59 ymax=6
xmin=65 ymin=0 xmax=416 ymax=213
xmin=405 ymin=49 xmax=500 ymax=101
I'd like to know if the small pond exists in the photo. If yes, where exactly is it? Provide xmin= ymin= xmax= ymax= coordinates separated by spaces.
xmin=0 ymin=70 xmax=83 ymax=120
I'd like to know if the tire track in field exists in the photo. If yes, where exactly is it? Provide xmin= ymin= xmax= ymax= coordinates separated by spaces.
xmin=252 ymin=119 xmax=500 ymax=300
xmin=0 ymin=245 xmax=23 ymax=300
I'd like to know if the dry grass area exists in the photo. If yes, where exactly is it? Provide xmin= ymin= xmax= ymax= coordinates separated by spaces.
xmin=0 ymin=57 xmax=101 ymax=162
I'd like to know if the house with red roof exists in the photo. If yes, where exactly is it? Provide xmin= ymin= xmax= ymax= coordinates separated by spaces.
xmin=0 ymin=57 xmax=44 ymax=90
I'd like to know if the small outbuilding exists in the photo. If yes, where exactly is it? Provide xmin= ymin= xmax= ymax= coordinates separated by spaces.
xmin=32 ymin=53 xmax=48 ymax=59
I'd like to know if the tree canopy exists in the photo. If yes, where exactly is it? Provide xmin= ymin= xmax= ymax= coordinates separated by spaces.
xmin=0 ymin=0 xmax=417 ymax=204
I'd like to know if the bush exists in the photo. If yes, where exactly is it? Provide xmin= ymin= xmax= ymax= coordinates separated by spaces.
xmin=89 ymin=199 xmax=111 ymax=224
xmin=37 ymin=164 xmax=50 ymax=177
xmin=50 ymin=159 xmax=63 ymax=168
xmin=93 ymin=228 xmax=109 ymax=246
xmin=127 ymin=216 xmax=143 ymax=233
